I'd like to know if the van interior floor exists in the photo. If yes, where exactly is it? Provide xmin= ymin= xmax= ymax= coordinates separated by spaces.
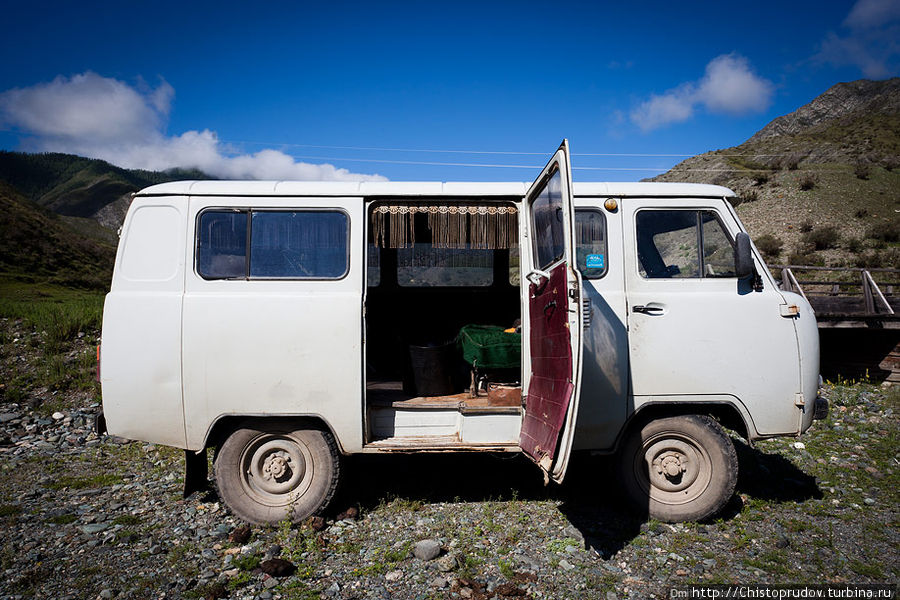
xmin=366 ymin=380 xmax=521 ymax=414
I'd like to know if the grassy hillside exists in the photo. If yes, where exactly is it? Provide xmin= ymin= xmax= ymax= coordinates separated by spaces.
xmin=0 ymin=182 xmax=116 ymax=290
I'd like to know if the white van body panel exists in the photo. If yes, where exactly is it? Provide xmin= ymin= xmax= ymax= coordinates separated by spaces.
xmin=101 ymin=199 xmax=187 ymax=447
xmin=181 ymin=196 xmax=364 ymax=452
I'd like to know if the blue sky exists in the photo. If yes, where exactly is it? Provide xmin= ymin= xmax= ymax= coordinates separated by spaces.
xmin=1 ymin=0 xmax=898 ymax=182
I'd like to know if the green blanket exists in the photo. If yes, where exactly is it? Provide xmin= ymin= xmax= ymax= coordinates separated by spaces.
xmin=458 ymin=324 xmax=521 ymax=369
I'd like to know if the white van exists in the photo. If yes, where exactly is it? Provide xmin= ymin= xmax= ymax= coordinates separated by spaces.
xmin=99 ymin=142 xmax=825 ymax=524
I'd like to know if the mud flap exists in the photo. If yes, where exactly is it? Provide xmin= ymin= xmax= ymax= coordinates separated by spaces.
xmin=183 ymin=449 xmax=210 ymax=498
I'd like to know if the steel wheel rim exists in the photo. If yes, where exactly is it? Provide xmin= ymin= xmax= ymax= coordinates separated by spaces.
xmin=240 ymin=433 xmax=312 ymax=506
xmin=632 ymin=431 xmax=712 ymax=506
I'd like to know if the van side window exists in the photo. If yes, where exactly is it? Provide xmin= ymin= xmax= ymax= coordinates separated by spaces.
xmin=197 ymin=211 xmax=248 ymax=279
xmin=574 ymin=209 xmax=607 ymax=279
xmin=636 ymin=210 xmax=735 ymax=279
xmin=250 ymin=211 xmax=348 ymax=278
xmin=196 ymin=210 xmax=349 ymax=280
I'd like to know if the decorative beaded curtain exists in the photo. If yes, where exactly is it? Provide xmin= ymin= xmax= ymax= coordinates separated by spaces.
xmin=371 ymin=204 xmax=518 ymax=249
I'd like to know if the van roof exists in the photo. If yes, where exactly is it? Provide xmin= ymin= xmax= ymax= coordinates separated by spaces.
xmin=135 ymin=180 xmax=736 ymax=198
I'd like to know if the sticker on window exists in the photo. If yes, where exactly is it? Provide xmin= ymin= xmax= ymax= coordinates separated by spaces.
xmin=585 ymin=254 xmax=605 ymax=269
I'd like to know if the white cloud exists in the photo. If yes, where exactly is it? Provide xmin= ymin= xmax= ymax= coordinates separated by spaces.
xmin=0 ymin=72 xmax=387 ymax=182
xmin=815 ymin=0 xmax=900 ymax=78
xmin=630 ymin=54 xmax=774 ymax=132
xmin=844 ymin=0 xmax=900 ymax=30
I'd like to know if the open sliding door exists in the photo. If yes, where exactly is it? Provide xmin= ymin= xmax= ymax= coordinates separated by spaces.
xmin=519 ymin=140 xmax=584 ymax=483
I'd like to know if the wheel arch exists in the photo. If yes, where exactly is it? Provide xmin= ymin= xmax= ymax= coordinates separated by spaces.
xmin=617 ymin=399 xmax=754 ymax=452
xmin=203 ymin=414 xmax=346 ymax=455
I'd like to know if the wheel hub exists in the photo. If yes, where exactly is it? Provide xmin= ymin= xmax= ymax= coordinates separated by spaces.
xmin=263 ymin=451 xmax=291 ymax=481
xmin=245 ymin=438 xmax=307 ymax=496
xmin=655 ymin=451 xmax=688 ymax=480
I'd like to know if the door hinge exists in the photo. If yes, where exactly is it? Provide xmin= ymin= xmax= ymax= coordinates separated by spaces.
xmin=780 ymin=304 xmax=800 ymax=317
xmin=794 ymin=393 xmax=805 ymax=407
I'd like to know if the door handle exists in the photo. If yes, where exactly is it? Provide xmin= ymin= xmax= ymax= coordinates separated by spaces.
xmin=633 ymin=304 xmax=665 ymax=314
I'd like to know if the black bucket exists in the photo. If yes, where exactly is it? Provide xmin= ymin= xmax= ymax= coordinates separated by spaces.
xmin=408 ymin=341 xmax=457 ymax=397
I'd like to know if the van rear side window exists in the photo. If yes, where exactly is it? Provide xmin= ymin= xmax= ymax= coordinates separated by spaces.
xmin=197 ymin=209 xmax=349 ymax=280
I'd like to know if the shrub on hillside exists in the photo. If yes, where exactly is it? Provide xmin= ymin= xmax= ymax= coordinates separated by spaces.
xmin=868 ymin=221 xmax=900 ymax=243
xmin=753 ymin=172 xmax=770 ymax=185
xmin=798 ymin=174 xmax=817 ymax=191
xmin=854 ymin=160 xmax=871 ymax=180
xmin=844 ymin=237 xmax=863 ymax=253
xmin=741 ymin=189 xmax=759 ymax=203
xmin=787 ymin=247 xmax=822 ymax=266
xmin=882 ymin=156 xmax=899 ymax=172
xmin=801 ymin=225 xmax=841 ymax=251
xmin=799 ymin=220 xmax=814 ymax=233
xmin=781 ymin=153 xmax=803 ymax=171
xmin=755 ymin=234 xmax=783 ymax=259
xmin=854 ymin=248 xmax=900 ymax=269
xmin=854 ymin=208 xmax=869 ymax=219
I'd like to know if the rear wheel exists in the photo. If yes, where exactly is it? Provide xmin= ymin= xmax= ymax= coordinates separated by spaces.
xmin=215 ymin=421 xmax=340 ymax=524
xmin=619 ymin=415 xmax=737 ymax=522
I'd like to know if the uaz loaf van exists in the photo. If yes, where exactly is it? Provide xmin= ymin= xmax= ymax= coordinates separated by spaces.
xmin=99 ymin=142 xmax=825 ymax=524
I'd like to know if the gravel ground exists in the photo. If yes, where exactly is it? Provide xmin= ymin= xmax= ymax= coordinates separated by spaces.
xmin=0 ymin=319 xmax=898 ymax=600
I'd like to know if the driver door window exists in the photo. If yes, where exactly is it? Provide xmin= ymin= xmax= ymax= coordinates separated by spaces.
xmin=636 ymin=210 xmax=735 ymax=279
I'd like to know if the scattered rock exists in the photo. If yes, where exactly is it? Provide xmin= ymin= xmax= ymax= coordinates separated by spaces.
xmin=260 ymin=558 xmax=296 ymax=577
xmin=228 ymin=524 xmax=251 ymax=544
xmin=775 ymin=536 xmax=791 ymax=549
xmin=436 ymin=553 xmax=457 ymax=572
xmin=495 ymin=582 xmax=526 ymax=596
xmin=203 ymin=582 xmax=227 ymax=600
xmin=385 ymin=569 xmax=403 ymax=582
xmin=306 ymin=516 xmax=327 ymax=531
xmin=414 ymin=539 xmax=442 ymax=560
xmin=336 ymin=506 xmax=359 ymax=521
xmin=431 ymin=576 xmax=448 ymax=588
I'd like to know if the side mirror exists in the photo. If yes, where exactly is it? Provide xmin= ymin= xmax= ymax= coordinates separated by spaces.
xmin=734 ymin=233 xmax=754 ymax=279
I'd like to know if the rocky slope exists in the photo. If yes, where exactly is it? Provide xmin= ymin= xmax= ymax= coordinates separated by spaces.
xmin=652 ymin=79 xmax=900 ymax=268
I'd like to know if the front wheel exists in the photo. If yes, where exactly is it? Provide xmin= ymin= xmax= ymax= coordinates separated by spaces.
xmin=215 ymin=421 xmax=340 ymax=525
xmin=619 ymin=415 xmax=737 ymax=522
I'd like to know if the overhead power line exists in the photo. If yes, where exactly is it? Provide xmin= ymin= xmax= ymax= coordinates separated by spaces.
xmin=275 ymin=154 xmax=808 ymax=172
xmin=225 ymin=139 xmax=844 ymax=159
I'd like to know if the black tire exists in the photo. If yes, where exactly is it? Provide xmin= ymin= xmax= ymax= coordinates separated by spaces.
xmin=214 ymin=420 xmax=340 ymax=525
xmin=618 ymin=415 xmax=737 ymax=523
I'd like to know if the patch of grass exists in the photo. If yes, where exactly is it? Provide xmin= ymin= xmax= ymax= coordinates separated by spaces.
xmin=226 ymin=571 xmax=253 ymax=591
xmin=0 ymin=504 xmax=21 ymax=517
xmin=849 ymin=559 xmax=884 ymax=579
xmin=383 ymin=540 xmax=412 ymax=563
xmin=232 ymin=553 xmax=261 ymax=572
xmin=112 ymin=514 xmax=141 ymax=526
xmin=498 ymin=558 xmax=516 ymax=579
xmin=46 ymin=473 xmax=122 ymax=490
xmin=46 ymin=513 xmax=77 ymax=525
xmin=457 ymin=553 xmax=483 ymax=580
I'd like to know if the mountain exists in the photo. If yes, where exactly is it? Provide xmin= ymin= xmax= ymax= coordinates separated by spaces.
xmin=0 ymin=152 xmax=211 ymax=231
xmin=0 ymin=181 xmax=116 ymax=290
xmin=652 ymin=78 xmax=900 ymax=268
xmin=0 ymin=152 xmax=212 ymax=289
